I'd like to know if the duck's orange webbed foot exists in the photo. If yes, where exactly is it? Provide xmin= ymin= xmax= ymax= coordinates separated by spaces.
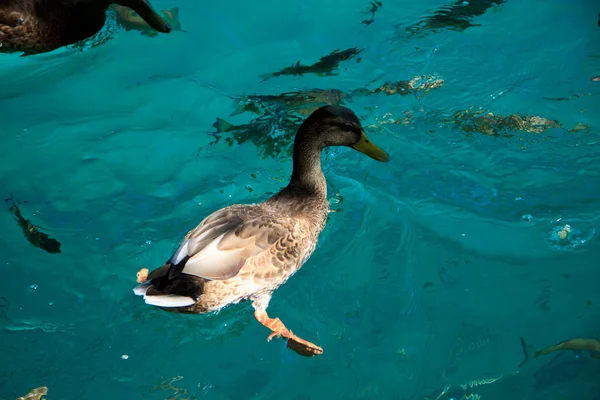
xmin=136 ymin=268 xmax=149 ymax=283
xmin=254 ymin=309 xmax=323 ymax=357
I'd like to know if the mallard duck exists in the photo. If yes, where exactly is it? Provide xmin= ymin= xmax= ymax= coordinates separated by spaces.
xmin=133 ymin=105 xmax=389 ymax=357
xmin=0 ymin=0 xmax=170 ymax=55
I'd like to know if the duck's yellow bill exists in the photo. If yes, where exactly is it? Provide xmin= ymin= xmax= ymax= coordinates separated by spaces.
xmin=351 ymin=130 xmax=389 ymax=162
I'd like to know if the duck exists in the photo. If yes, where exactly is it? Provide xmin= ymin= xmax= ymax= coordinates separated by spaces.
xmin=133 ymin=105 xmax=389 ymax=357
xmin=0 ymin=0 xmax=171 ymax=55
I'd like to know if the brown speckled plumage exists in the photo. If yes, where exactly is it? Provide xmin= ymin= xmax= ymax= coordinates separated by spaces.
xmin=134 ymin=105 xmax=389 ymax=356
xmin=0 ymin=0 xmax=170 ymax=55
xmin=146 ymin=201 xmax=327 ymax=315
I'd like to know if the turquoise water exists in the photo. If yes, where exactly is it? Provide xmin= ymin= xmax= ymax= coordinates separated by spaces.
xmin=1 ymin=0 xmax=600 ymax=398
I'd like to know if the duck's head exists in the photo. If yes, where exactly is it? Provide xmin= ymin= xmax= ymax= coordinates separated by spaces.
xmin=298 ymin=105 xmax=389 ymax=162
xmin=112 ymin=0 xmax=171 ymax=33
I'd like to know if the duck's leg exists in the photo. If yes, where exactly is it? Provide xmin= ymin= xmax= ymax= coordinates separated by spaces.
xmin=251 ymin=294 xmax=323 ymax=357
xmin=253 ymin=309 xmax=324 ymax=357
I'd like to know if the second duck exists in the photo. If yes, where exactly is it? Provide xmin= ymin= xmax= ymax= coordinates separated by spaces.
xmin=0 ymin=0 xmax=171 ymax=55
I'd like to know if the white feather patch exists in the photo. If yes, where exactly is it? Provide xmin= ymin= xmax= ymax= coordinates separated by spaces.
xmin=182 ymin=234 xmax=247 ymax=279
xmin=171 ymin=238 xmax=190 ymax=266
xmin=133 ymin=283 xmax=151 ymax=296
xmin=144 ymin=295 xmax=196 ymax=307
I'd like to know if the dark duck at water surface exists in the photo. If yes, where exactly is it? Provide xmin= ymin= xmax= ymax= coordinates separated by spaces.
xmin=134 ymin=105 xmax=389 ymax=357
xmin=0 ymin=0 xmax=170 ymax=55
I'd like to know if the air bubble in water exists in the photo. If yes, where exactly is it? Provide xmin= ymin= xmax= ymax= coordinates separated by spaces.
xmin=29 ymin=284 xmax=38 ymax=292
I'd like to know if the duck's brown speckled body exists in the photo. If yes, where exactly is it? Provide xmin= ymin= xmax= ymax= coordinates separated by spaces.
xmin=0 ymin=0 xmax=170 ymax=55
xmin=134 ymin=105 xmax=389 ymax=357
xmin=140 ymin=200 xmax=328 ymax=316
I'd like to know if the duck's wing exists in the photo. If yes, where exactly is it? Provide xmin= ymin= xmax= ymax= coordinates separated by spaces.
xmin=169 ymin=206 xmax=297 ymax=281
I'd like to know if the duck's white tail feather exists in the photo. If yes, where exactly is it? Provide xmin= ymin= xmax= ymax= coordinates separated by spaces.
xmin=133 ymin=283 xmax=151 ymax=296
xmin=144 ymin=294 xmax=196 ymax=307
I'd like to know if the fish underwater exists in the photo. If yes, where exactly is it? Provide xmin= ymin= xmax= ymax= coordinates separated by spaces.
xmin=361 ymin=1 xmax=383 ymax=26
xmin=112 ymin=5 xmax=185 ymax=36
xmin=225 ymin=75 xmax=443 ymax=117
xmin=447 ymin=107 xmax=563 ymax=137
xmin=361 ymin=75 xmax=445 ymax=97
xmin=206 ymin=77 xmax=444 ymax=160
xmin=227 ymin=89 xmax=347 ymax=117
xmin=530 ymin=351 xmax=592 ymax=393
xmin=519 ymin=336 xmax=600 ymax=367
xmin=259 ymin=47 xmax=363 ymax=82
xmin=404 ymin=0 xmax=506 ymax=36
xmin=5 ymin=195 xmax=61 ymax=254
xmin=211 ymin=110 xmax=306 ymax=160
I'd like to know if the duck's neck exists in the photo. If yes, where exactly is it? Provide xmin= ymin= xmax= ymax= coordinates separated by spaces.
xmin=292 ymin=142 xmax=327 ymax=193
xmin=274 ymin=141 xmax=327 ymax=202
